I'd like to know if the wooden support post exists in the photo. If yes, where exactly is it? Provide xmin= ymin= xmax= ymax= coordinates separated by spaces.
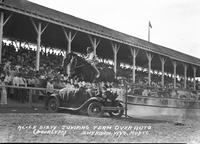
xmin=89 ymin=36 xmax=100 ymax=59
xmin=0 ymin=12 xmax=3 ymax=64
xmin=63 ymin=28 xmax=77 ymax=75
xmin=36 ymin=22 xmax=41 ymax=71
xmin=172 ymin=61 xmax=177 ymax=89
xmin=125 ymin=82 xmax=128 ymax=118
xmin=30 ymin=18 xmax=48 ymax=71
xmin=193 ymin=66 xmax=197 ymax=90
xmin=160 ymin=56 xmax=167 ymax=87
xmin=183 ymin=64 xmax=188 ymax=89
xmin=111 ymin=42 xmax=120 ymax=79
xmin=0 ymin=12 xmax=12 ymax=64
xmin=29 ymin=89 xmax=33 ymax=107
xmin=146 ymin=52 xmax=153 ymax=86
xmin=130 ymin=48 xmax=139 ymax=83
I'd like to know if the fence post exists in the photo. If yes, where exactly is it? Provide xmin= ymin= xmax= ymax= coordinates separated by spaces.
xmin=125 ymin=81 xmax=128 ymax=118
xmin=29 ymin=89 xmax=32 ymax=107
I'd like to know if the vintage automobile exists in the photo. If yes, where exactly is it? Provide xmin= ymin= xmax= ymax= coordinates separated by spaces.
xmin=47 ymin=85 xmax=124 ymax=118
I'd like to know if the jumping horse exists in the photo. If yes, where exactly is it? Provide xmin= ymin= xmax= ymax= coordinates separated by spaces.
xmin=63 ymin=52 xmax=115 ymax=83
xmin=63 ymin=52 xmax=98 ymax=82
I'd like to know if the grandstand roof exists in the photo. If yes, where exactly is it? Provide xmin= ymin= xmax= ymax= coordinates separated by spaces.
xmin=0 ymin=0 xmax=200 ymax=71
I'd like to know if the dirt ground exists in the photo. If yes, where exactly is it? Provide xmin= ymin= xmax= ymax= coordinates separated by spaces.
xmin=0 ymin=107 xmax=200 ymax=143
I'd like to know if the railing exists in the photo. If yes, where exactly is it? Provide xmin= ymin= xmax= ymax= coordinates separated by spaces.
xmin=0 ymin=85 xmax=60 ymax=107
xmin=124 ymin=81 xmax=200 ymax=118
xmin=1 ymin=83 xmax=200 ymax=119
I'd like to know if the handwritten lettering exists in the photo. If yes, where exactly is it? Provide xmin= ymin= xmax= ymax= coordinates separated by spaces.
xmin=17 ymin=125 xmax=37 ymax=131
xmin=33 ymin=129 xmax=67 ymax=137
xmin=61 ymin=125 xmax=89 ymax=130
xmin=93 ymin=126 xmax=112 ymax=130
xmin=17 ymin=124 xmax=151 ymax=137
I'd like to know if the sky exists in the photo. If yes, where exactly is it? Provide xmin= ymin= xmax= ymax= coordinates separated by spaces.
xmin=29 ymin=0 xmax=200 ymax=59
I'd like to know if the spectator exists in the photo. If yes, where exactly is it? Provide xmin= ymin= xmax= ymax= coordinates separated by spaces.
xmin=45 ymin=78 xmax=54 ymax=109
xmin=12 ymin=73 xmax=20 ymax=101
xmin=0 ymin=76 xmax=7 ymax=105
xmin=4 ymin=71 xmax=12 ymax=99
xmin=18 ymin=73 xmax=27 ymax=103
xmin=46 ymin=79 xmax=54 ymax=94
xmin=142 ymin=88 xmax=150 ymax=96
xmin=3 ymin=61 xmax=11 ymax=73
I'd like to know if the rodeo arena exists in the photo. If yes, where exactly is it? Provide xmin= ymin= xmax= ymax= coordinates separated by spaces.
xmin=0 ymin=0 xmax=200 ymax=143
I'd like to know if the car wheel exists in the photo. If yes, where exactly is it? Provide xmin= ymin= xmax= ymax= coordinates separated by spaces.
xmin=48 ymin=98 xmax=59 ymax=112
xmin=87 ymin=101 xmax=103 ymax=117
xmin=109 ymin=103 xmax=124 ymax=118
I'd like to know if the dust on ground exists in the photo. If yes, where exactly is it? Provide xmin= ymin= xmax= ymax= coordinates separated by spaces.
xmin=0 ymin=111 xmax=200 ymax=143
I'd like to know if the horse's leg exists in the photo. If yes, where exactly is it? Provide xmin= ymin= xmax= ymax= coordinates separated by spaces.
xmin=76 ymin=68 xmax=83 ymax=81
xmin=84 ymin=67 xmax=94 ymax=83
xmin=91 ymin=63 xmax=100 ymax=78
xmin=89 ymin=70 xmax=96 ymax=83
xmin=77 ymin=72 xmax=83 ymax=81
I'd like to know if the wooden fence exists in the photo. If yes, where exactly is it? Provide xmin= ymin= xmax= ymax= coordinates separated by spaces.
xmin=124 ymin=82 xmax=200 ymax=118
xmin=0 ymin=84 xmax=200 ymax=119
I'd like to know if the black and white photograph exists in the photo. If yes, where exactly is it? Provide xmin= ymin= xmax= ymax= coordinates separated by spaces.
xmin=0 ymin=0 xmax=200 ymax=143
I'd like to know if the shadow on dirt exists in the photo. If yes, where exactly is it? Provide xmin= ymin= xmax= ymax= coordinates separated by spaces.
xmin=57 ymin=109 xmax=172 ymax=123
xmin=111 ymin=115 xmax=172 ymax=124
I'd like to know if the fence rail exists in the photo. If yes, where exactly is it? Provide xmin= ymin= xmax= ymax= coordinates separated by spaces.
xmin=1 ymin=84 xmax=200 ymax=117
xmin=126 ymin=94 xmax=200 ymax=103
xmin=124 ymin=81 xmax=200 ymax=118
xmin=0 ymin=85 xmax=60 ymax=107
xmin=0 ymin=85 xmax=60 ymax=91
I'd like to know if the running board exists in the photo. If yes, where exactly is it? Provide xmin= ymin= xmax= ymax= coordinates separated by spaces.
xmin=58 ymin=107 xmax=80 ymax=111
xmin=101 ymin=107 xmax=124 ymax=111
xmin=58 ymin=106 xmax=125 ymax=111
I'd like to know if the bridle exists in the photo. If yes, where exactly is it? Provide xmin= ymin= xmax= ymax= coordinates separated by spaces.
xmin=69 ymin=54 xmax=85 ymax=70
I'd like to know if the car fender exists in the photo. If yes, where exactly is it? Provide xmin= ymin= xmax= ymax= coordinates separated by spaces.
xmin=86 ymin=96 xmax=105 ymax=104
xmin=113 ymin=100 xmax=124 ymax=105
xmin=78 ymin=97 xmax=105 ymax=108
xmin=49 ymin=93 xmax=60 ymax=104
xmin=58 ymin=96 xmax=105 ymax=112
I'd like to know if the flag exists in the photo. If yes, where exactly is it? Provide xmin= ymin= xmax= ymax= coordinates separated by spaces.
xmin=149 ymin=21 xmax=152 ymax=28
xmin=148 ymin=21 xmax=152 ymax=42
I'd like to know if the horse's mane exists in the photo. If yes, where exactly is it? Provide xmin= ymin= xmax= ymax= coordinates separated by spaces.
xmin=68 ymin=52 xmax=83 ymax=60
xmin=68 ymin=52 xmax=88 ymax=65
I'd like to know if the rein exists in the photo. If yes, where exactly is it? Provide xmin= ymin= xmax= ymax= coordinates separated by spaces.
xmin=70 ymin=54 xmax=87 ymax=69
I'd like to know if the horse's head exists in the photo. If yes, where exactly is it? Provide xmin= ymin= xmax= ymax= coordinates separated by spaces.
xmin=64 ymin=52 xmax=99 ymax=82
xmin=65 ymin=52 xmax=90 ymax=67
xmin=64 ymin=53 xmax=76 ymax=66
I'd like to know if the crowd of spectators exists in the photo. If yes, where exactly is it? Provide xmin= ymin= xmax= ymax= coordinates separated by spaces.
xmin=0 ymin=41 xmax=65 ymax=104
xmin=0 ymin=40 xmax=199 ymax=105
xmin=116 ymin=65 xmax=197 ymax=90
xmin=0 ymin=41 xmax=125 ymax=105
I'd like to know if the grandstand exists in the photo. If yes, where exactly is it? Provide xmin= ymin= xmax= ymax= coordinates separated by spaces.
xmin=0 ymin=0 xmax=200 ymax=106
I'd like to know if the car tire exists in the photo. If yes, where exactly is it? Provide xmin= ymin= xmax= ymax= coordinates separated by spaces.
xmin=87 ymin=101 xmax=103 ymax=117
xmin=108 ymin=103 xmax=124 ymax=118
xmin=48 ymin=98 xmax=59 ymax=113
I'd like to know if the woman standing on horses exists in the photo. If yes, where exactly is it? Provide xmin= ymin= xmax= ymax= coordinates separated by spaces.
xmin=85 ymin=47 xmax=100 ymax=78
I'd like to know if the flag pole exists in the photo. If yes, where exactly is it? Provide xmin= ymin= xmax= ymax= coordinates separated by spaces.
xmin=148 ymin=21 xmax=152 ymax=42
xmin=148 ymin=24 xmax=150 ymax=42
